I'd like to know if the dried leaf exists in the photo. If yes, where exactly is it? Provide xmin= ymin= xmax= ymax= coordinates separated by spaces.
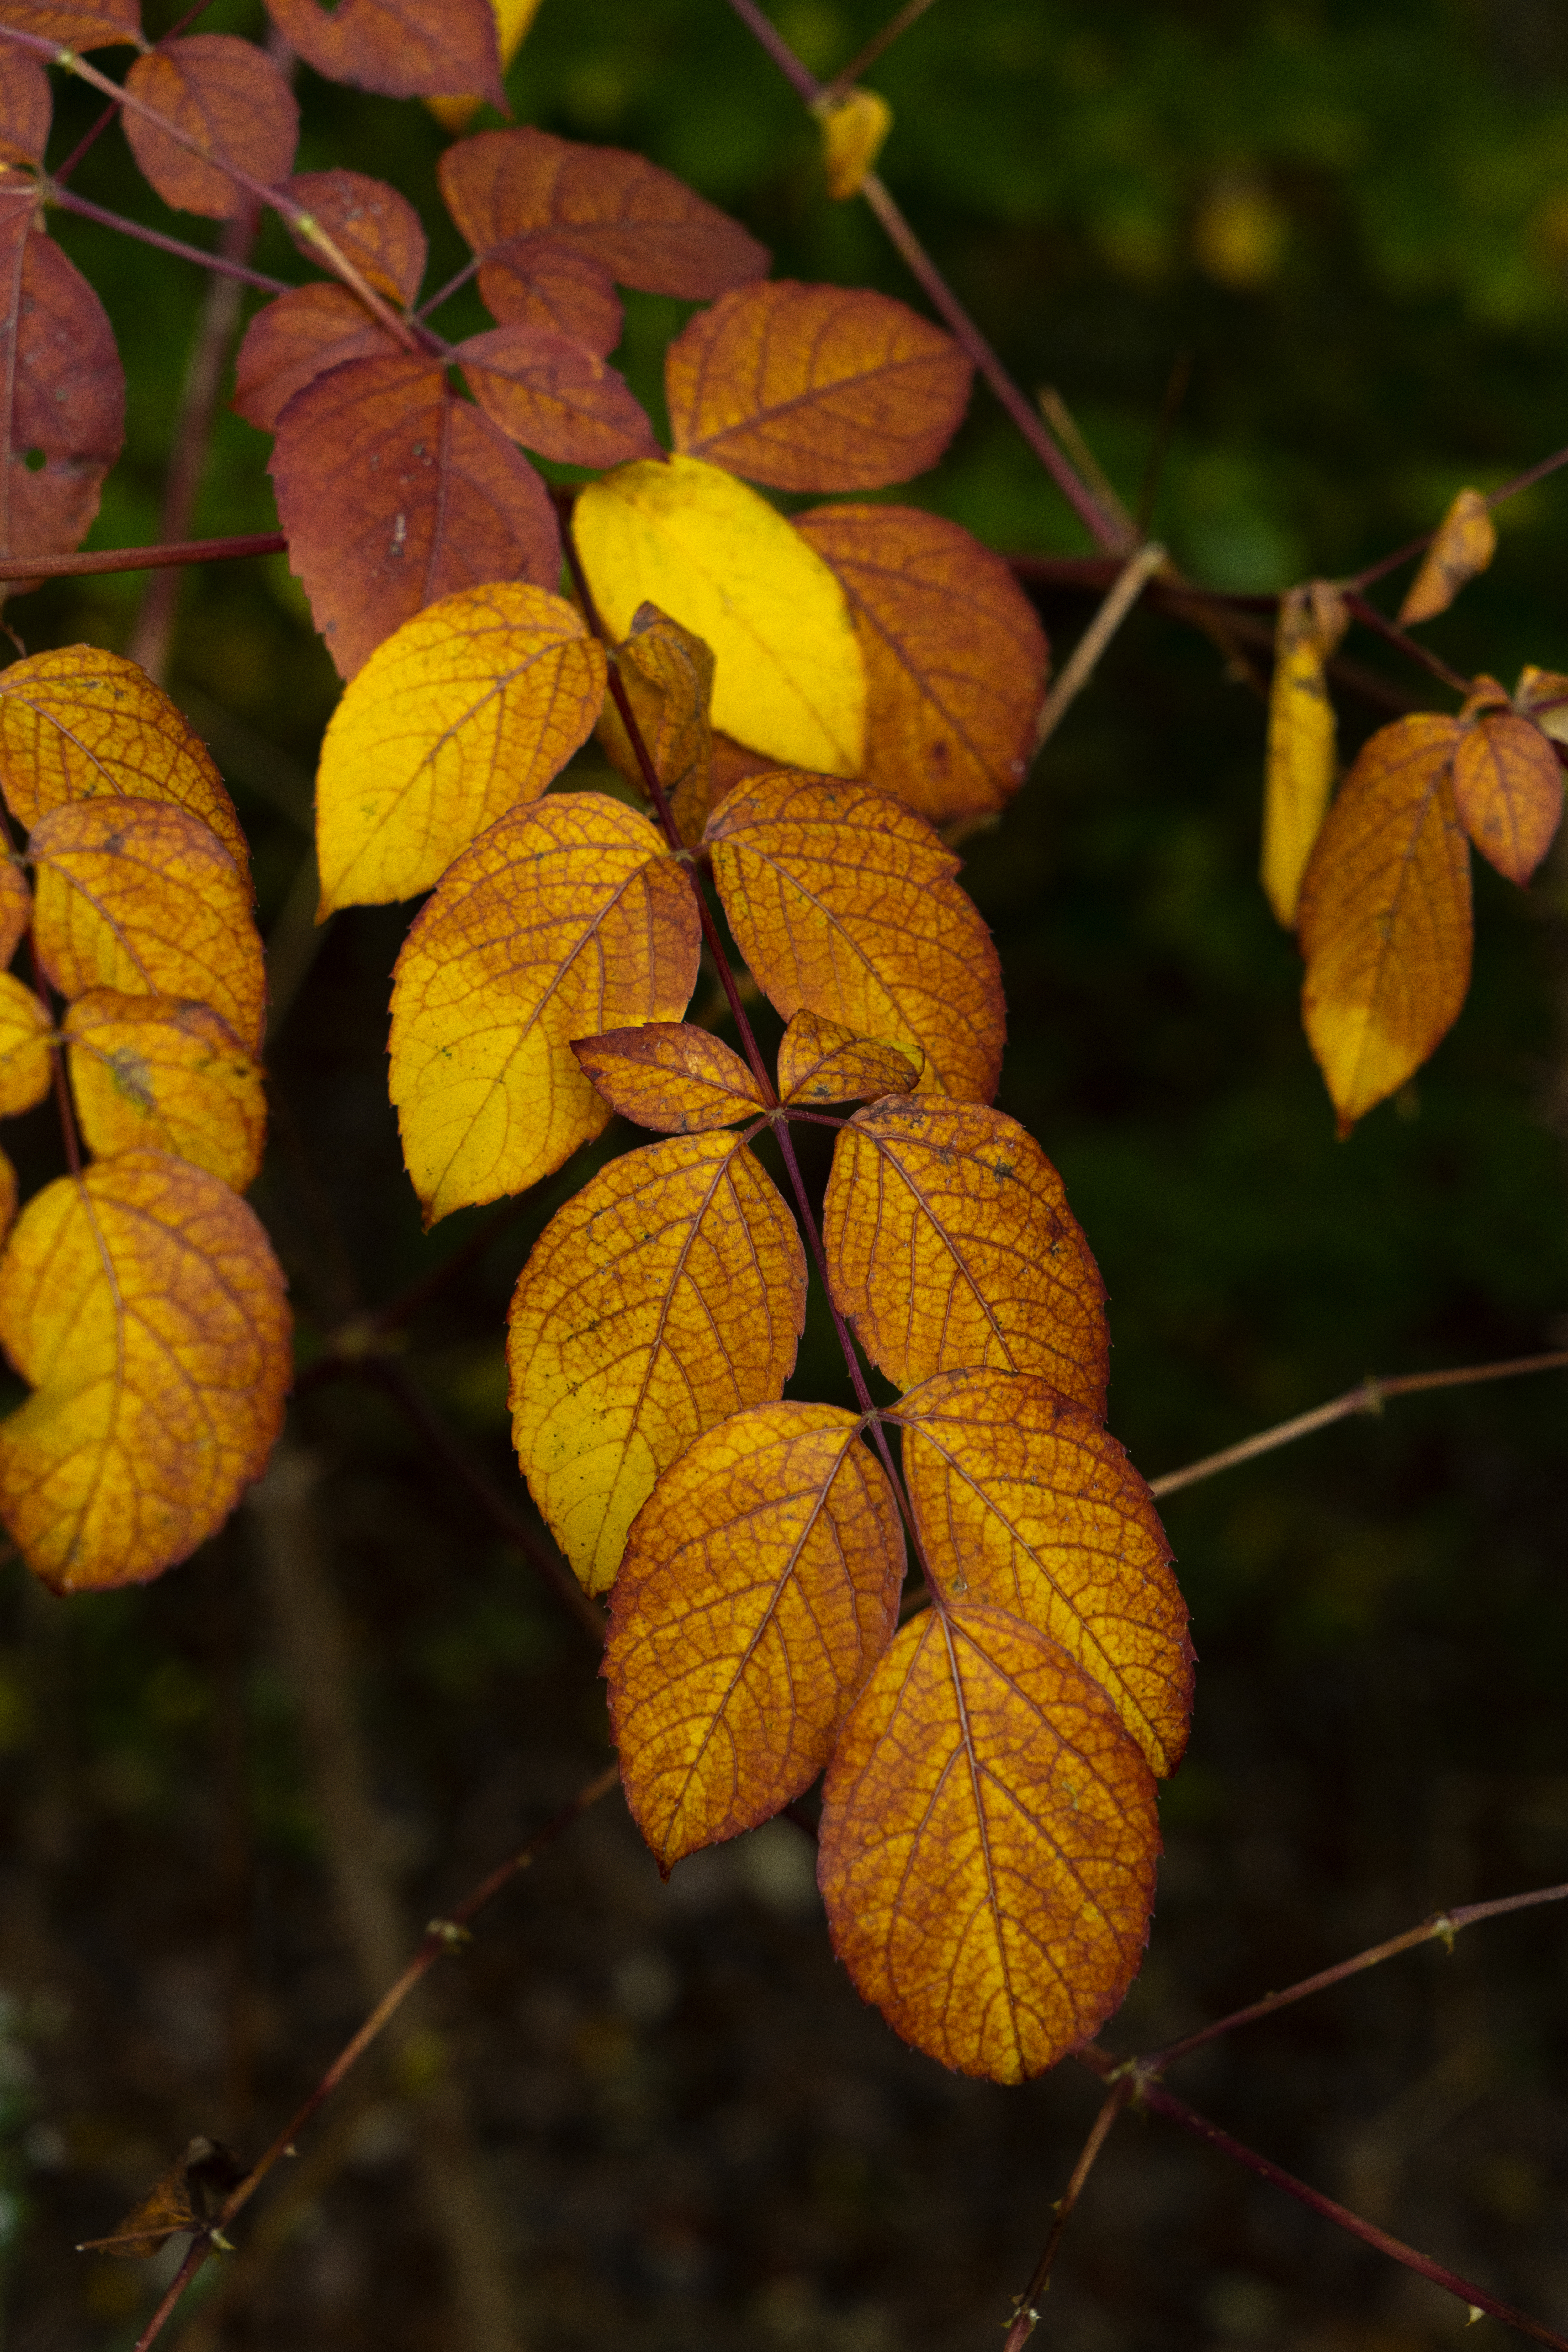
xmin=0 ymin=853 xmax=30 ymax=965
xmin=0 ymin=50 xmax=50 ymax=167
xmin=268 ymin=353 xmax=560 ymax=679
xmin=823 ymin=1096 xmax=1107 ymax=1410
xmin=0 ymin=2 xmax=138 ymax=47
xmin=0 ymin=198 xmax=124 ymax=588
xmin=794 ymin=504 xmax=1048 ymax=824
xmin=508 ymin=1128 xmax=806 ymax=1592
xmin=595 ymin=602 xmax=715 ymax=847
xmin=0 ymin=647 xmax=249 ymax=878
xmin=0 ymin=969 xmax=50 ymax=1115
xmin=315 ymin=581 xmax=607 ymax=913
xmin=78 ymin=2137 xmax=247 ymax=2259
xmin=1450 ymin=709 xmax=1562 ymax=885
xmin=666 ymin=282 xmax=972 ymax=493
xmin=263 ymin=0 xmax=506 ymax=106
xmin=575 ymin=455 xmax=866 ymax=776
xmin=819 ymin=1601 xmax=1160 ymax=2082
xmin=389 ymin=793 xmax=699 ymax=1223
xmin=607 ymin=1403 xmax=902 ymax=1865
xmin=30 ymin=799 xmax=266 ymax=1054
xmin=818 ymin=87 xmax=892 ymax=200
xmin=1399 ymin=487 xmax=1496 ymax=625
xmin=439 ymin=125 xmax=768 ymax=298
xmin=1515 ymin=664 xmax=1568 ymax=746
xmin=124 ymin=37 xmax=299 ymax=220
xmin=570 ymin=1022 xmax=764 ymax=1133
xmin=458 ymin=323 xmax=658 ymax=468
xmin=478 ymin=235 xmax=622 ymax=357
xmin=1261 ymin=580 xmax=1348 ymax=928
xmin=776 ymin=1008 xmax=920 ymax=1105
xmin=231 ymin=283 xmax=398 ymax=435
xmin=65 ymin=992 xmax=265 ymax=1192
xmin=707 ymin=771 xmax=1005 ymax=1104
xmin=426 ymin=0 xmax=544 ymax=131
xmin=285 ymin=169 xmax=426 ymax=307
xmin=1299 ymin=713 xmax=1471 ymax=1131
xmin=0 ymin=1154 xmax=290 ymax=1591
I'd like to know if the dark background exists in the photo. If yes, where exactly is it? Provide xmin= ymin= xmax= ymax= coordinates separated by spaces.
xmin=1 ymin=0 xmax=1567 ymax=2344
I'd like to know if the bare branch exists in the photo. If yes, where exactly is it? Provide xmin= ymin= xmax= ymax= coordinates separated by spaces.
xmin=47 ymin=183 xmax=291 ymax=295
xmin=0 ymin=532 xmax=286 ymax=582
xmin=1033 ymin=542 xmax=1165 ymax=751
xmin=821 ymin=0 xmax=941 ymax=99
xmin=1003 ymin=2077 xmax=1136 ymax=2351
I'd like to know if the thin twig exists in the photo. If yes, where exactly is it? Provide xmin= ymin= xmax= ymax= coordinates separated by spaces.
xmin=1002 ymin=2077 xmax=1136 ymax=2352
xmin=1349 ymin=441 xmax=1568 ymax=595
xmin=1033 ymin=542 xmax=1165 ymax=751
xmin=416 ymin=252 xmax=482 ymax=320
xmin=47 ymin=184 xmax=291 ymax=295
xmin=820 ymin=0 xmax=940 ymax=98
xmin=0 ymin=532 xmax=285 ymax=583
xmin=1343 ymin=591 xmax=1472 ymax=697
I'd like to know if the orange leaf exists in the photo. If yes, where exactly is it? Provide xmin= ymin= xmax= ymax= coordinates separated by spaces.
xmin=30 ymin=799 xmax=266 ymax=1054
xmin=78 ymin=2136 xmax=246 ymax=2260
xmin=1261 ymin=580 xmax=1348 ymax=928
xmin=389 ymin=794 xmax=700 ymax=1223
xmin=478 ymin=236 xmax=622 ymax=357
xmin=124 ymin=37 xmax=299 ymax=221
xmin=508 ymin=1130 xmax=806 ymax=1591
xmin=0 ymin=1152 xmax=290 ymax=1592
xmin=817 ymin=87 xmax=892 ymax=201
xmin=439 ymin=126 xmax=768 ymax=298
xmin=1299 ymin=713 xmax=1471 ymax=1131
xmin=706 ymin=771 xmax=1004 ymax=1103
xmin=0 ymin=969 xmax=50 ymax=1116
xmin=65 ymin=992 xmax=265 ymax=1193
xmin=607 ymin=1402 xmax=903 ymax=1866
xmin=0 ymin=195 xmax=123 ymax=587
xmin=571 ymin=1022 xmax=764 ymax=1133
xmin=0 ymin=50 xmax=50 ymax=167
xmin=0 ymin=3 xmax=139 ymax=47
xmin=595 ymin=602 xmax=715 ymax=847
xmin=0 ymin=1146 xmax=16 ymax=1246
xmin=776 ymin=1009 xmax=920 ymax=1105
xmin=262 ymin=0 xmax=506 ymax=106
xmin=285 ymin=170 xmax=426 ymax=307
xmin=794 ymin=504 xmax=1048 ymax=824
xmin=823 ymin=1097 xmax=1107 ymax=1411
xmin=818 ymin=1601 xmax=1160 ymax=2082
xmin=268 ymin=354 xmax=560 ymax=679
xmin=458 ymin=324 xmax=658 ymax=468
xmin=231 ymin=283 xmax=399 ymax=435
xmin=1398 ymin=487 xmax=1496 ymax=626
xmin=0 ymin=852 xmax=30 ymax=965
xmin=0 ymin=647 xmax=249 ymax=877
xmin=667 ymin=283 xmax=972 ymax=493
xmin=1450 ymin=709 xmax=1562 ymax=885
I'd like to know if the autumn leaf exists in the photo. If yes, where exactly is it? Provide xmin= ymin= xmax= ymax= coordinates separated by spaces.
xmin=818 ymin=1601 xmax=1160 ymax=2082
xmin=508 ymin=1130 xmax=806 ymax=1592
xmin=1299 ymin=713 xmax=1471 ymax=1131
xmin=0 ymin=853 xmax=30 ymax=964
xmin=427 ymin=0 xmax=544 ymax=132
xmin=817 ymin=87 xmax=892 ymax=200
xmin=595 ymin=602 xmax=715 ymax=847
xmin=478 ymin=236 xmax=622 ymax=357
xmin=231 ymin=283 xmax=399 ymax=435
xmin=1399 ymin=487 xmax=1496 ymax=626
xmin=0 ymin=969 xmax=50 ymax=1115
xmin=823 ymin=1096 xmax=1107 ymax=1410
xmin=65 ymin=992 xmax=265 ymax=1193
xmin=707 ymin=771 xmax=1005 ymax=1103
xmin=1514 ymin=664 xmax=1568 ymax=745
xmin=124 ymin=37 xmax=299 ymax=220
xmin=263 ymin=0 xmax=507 ymax=107
xmin=0 ymin=1153 xmax=291 ymax=1592
xmin=571 ymin=1022 xmax=764 ymax=1133
xmin=575 ymin=457 xmax=866 ymax=776
xmin=0 ymin=198 xmax=124 ymax=587
xmin=0 ymin=50 xmax=50 ymax=167
xmin=0 ymin=2 xmax=138 ymax=46
xmin=285 ymin=170 xmax=427 ymax=307
xmin=606 ymin=1402 xmax=902 ymax=1865
xmin=0 ymin=646 xmax=250 ymax=876
xmin=458 ymin=324 xmax=659 ymax=468
xmin=315 ymin=582 xmax=607 ymax=913
xmin=1450 ymin=708 xmax=1562 ymax=885
xmin=268 ymin=354 xmax=560 ymax=679
xmin=0 ymin=1147 xmax=16 ymax=1245
xmin=1261 ymin=580 xmax=1348 ymax=928
xmin=78 ymin=2137 xmax=247 ymax=2260
xmin=666 ymin=282 xmax=972 ymax=492
xmin=439 ymin=126 xmax=768 ymax=298
xmin=794 ymin=505 xmax=1048 ymax=824
xmin=389 ymin=793 xmax=699 ymax=1222
xmin=30 ymin=799 xmax=267 ymax=1054
xmin=776 ymin=1008 xmax=920 ymax=1105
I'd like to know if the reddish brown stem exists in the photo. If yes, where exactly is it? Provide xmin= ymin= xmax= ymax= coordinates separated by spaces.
xmin=46 ymin=183 xmax=291 ymax=295
xmin=1002 ymin=2077 xmax=1136 ymax=2352
xmin=1343 ymin=590 xmax=1472 ymax=696
xmin=822 ymin=0 xmax=940 ymax=96
xmin=417 ymin=253 xmax=482 ymax=320
xmin=0 ymin=532 xmax=285 ymax=583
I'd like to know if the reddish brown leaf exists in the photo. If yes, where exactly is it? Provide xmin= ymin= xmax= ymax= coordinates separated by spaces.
xmin=285 ymin=169 xmax=426 ymax=308
xmin=1451 ymin=709 xmax=1563 ymax=885
xmin=268 ymin=353 xmax=560 ymax=679
xmin=439 ymin=126 xmax=768 ymax=299
xmin=231 ymin=283 xmax=397 ymax=435
xmin=479 ymin=235 xmax=622 ymax=357
xmin=124 ymin=37 xmax=298 ymax=221
xmin=78 ymin=2137 xmax=246 ymax=2260
xmin=458 ymin=324 xmax=658 ymax=469
xmin=0 ymin=2 xmax=138 ymax=46
xmin=262 ymin=0 xmax=506 ymax=106
xmin=0 ymin=195 xmax=124 ymax=590
xmin=0 ymin=50 xmax=50 ymax=167
xmin=667 ymin=282 xmax=972 ymax=493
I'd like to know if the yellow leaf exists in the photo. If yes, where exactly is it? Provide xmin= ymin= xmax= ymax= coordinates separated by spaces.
xmin=0 ymin=1152 xmax=291 ymax=1592
xmin=425 ymin=0 xmax=543 ymax=131
xmin=29 ymin=799 xmax=267 ymax=1054
xmin=571 ymin=1022 xmax=765 ymax=1133
xmin=606 ymin=1401 xmax=903 ymax=1865
xmin=0 ymin=1146 xmax=15 ymax=1248
xmin=1398 ymin=487 xmax=1496 ymax=626
xmin=574 ymin=455 xmax=866 ymax=776
xmin=0 ymin=971 xmax=51 ymax=1117
xmin=389 ymin=792 xmax=700 ymax=1223
xmin=776 ymin=1008 xmax=920 ymax=1105
xmin=816 ymin=87 xmax=892 ymax=201
xmin=706 ymin=771 xmax=1005 ymax=1102
xmin=315 ymin=582 xmax=607 ymax=914
xmin=595 ymin=602 xmax=716 ymax=848
xmin=1262 ymin=580 xmax=1347 ymax=928
xmin=823 ymin=1096 xmax=1107 ymax=1412
xmin=1515 ymin=664 xmax=1568 ymax=746
xmin=508 ymin=1130 xmax=806 ymax=1592
xmin=818 ymin=1601 xmax=1160 ymax=2082
xmin=0 ymin=854 xmax=30 ymax=966
xmin=65 ymin=992 xmax=266 ymax=1192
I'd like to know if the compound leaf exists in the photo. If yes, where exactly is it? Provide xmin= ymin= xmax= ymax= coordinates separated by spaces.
xmin=776 ymin=1009 xmax=920 ymax=1106
xmin=232 ymin=284 xmax=399 ymax=435
xmin=65 ymin=991 xmax=265 ymax=1192
xmin=0 ymin=50 xmax=50 ymax=167
xmin=478 ymin=236 xmax=622 ymax=357
xmin=0 ymin=197 xmax=123 ymax=586
xmin=458 ymin=324 xmax=659 ymax=468
xmin=1261 ymin=580 xmax=1347 ymax=928
xmin=571 ymin=1022 xmax=764 ymax=1133
xmin=1451 ymin=708 xmax=1562 ymax=884
xmin=607 ymin=1401 xmax=903 ymax=1866
xmin=285 ymin=169 xmax=427 ymax=306
xmin=0 ymin=969 xmax=50 ymax=1116
xmin=0 ymin=854 xmax=30 ymax=965
xmin=263 ymin=0 xmax=506 ymax=106
xmin=1399 ymin=486 xmax=1496 ymax=626
xmin=124 ymin=36 xmax=299 ymax=220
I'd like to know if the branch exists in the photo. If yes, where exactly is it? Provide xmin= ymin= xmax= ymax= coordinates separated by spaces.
xmin=47 ymin=183 xmax=291 ymax=296
xmin=1003 ymin=2076 xmax=1136 ymax=2352
xmin=1342 ymin=590 xmax=1472 ymax=697
xmin=0 ymin=532 xmax=286 ymax=582
xmin=1349 ymin=441 xmax=1568 ymax=595
xmin=1032 ymin=542 xmax=1165 ymax=751
xmin=821 ymin=0 xmax=941 ymax=99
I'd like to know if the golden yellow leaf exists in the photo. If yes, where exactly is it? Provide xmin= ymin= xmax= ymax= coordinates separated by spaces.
xmin=315 ymin=582 xmax=607 ymax=914
xmin=0 ymin=854 xmax=30 ymax=966
xmin=0 ymin=970 xmax=50 ymax=1117
xmin=571 ymin=1022 xmax=764 ymax=1133
xmin=29 ymin=799 xmax=267 ymax=1055
xmin=1515 ymin=664 xmax=1568 ymax=746
xmin=65 ymin=992 xmax=265 ymax=1192
xmin=0 ymin=1146 xmax=15 ymax=1247
xmin=818 ymin=1601 xmax=1160 ymax=2082
xmin=1261 ymin=580 xmax=1348 ymax=928
xmin=595 ymin=602 xmax=715 ymax=848
xmin=508 ymin=1130 xmax=807 ymax=1592
xmin=823 ymin=1096 xmax=1107 ymax=1411
xmin=606 ymin=1401 xmax=903 ymax=1866
xmin=816 ymin=87 xmax=892 ymax=201
xmin=1398 ymin=487 xmax=1496 ymax=626
xmin=0 ymin=1152 xmax=291 ymax=1592
xmin=0 ymin=647 xmax=249 ymax=879
xmin=426 ymin=0 xmax=544 ymax=132
xmin=573 ymin=455 xmax=866 ymax=776
xmin=1299 ymin=714 xmax=1471 ymax=1131
xmin=706 ymin=771 xmax=1005 ymax=1103
xmin=776 ymin=1008 xmax=921 ymax=1106
xmin=1451 ymin=709 xmax=1562 ymax=885
xmin=390 ymin=793 xmax=700 ymax=1223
